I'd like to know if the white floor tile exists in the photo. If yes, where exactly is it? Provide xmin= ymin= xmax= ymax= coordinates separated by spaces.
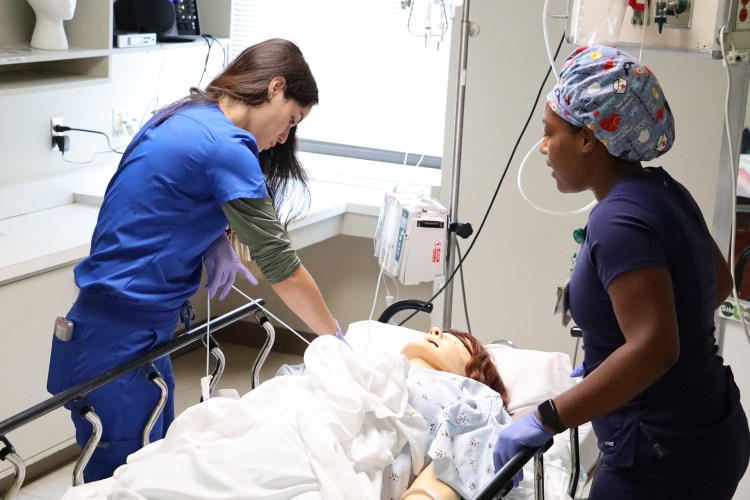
xmin=15 ymin=343 xmax=302 ymax=499
xmin=16 ymin=462 xmax=74 ymax=499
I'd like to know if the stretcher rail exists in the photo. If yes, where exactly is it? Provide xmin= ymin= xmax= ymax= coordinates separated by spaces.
xmin=0 ymin=300 xmax=267 ymax=498
xmin=474 ymin=439 xmax=553 ymax=500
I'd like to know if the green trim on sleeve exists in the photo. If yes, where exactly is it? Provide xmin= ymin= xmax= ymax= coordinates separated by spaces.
xmin=222 ymin=197 xmax=301 ymax=284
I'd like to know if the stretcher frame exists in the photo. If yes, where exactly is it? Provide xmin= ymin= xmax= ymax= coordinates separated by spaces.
xmin=0 ymin=300 xmax=272 ymax=500
xmin=1 ymin=299 xmax=584 ymax=500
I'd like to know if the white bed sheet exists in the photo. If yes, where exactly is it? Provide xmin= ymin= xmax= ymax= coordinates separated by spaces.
xmin=60 ymin=320 xmax=599 ymax=500
xmin=61 ymin=335 xmax=429 ymax=500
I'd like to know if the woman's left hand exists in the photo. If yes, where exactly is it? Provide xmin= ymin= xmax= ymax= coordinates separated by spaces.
xmin=203 ymin=234 xmax=258 ymax=299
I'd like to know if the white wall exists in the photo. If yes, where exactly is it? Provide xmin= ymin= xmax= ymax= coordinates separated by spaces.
xmin=0 ymin=45 xmax=226 ymax=190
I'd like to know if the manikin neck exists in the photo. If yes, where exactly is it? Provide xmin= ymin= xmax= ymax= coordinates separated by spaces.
xmin=31 ymin=16 xmax=68 ymax=51
xmin=406 ymin=357 xmax=438 ymax=371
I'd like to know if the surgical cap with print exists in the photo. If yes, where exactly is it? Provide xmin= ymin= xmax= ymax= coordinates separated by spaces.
xmin=546 ymin=45 xmax=675 ymax=162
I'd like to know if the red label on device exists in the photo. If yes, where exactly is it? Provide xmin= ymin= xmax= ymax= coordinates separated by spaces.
xmin=432 ymin=240 xmax=442 ymax=263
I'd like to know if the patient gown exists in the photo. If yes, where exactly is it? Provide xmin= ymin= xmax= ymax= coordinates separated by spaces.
xmin=381 ymin=366 xmax=512 ymax=500
xmin=282 ymin=355 xmax=515 ymax=499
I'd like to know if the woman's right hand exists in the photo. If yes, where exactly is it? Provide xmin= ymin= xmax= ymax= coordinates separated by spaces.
xmin=203 ymin=234 xmax=258 ymax=299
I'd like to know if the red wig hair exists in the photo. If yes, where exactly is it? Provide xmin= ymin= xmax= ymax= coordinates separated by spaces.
xmin=445 ymin=329 xmax=510 ymax=408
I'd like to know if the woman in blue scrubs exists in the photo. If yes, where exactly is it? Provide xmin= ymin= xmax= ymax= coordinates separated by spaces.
xmin=46 ymin=38 xmax=345 ymax=482
xmin=493 ymin=45 xmax=750 ymax=499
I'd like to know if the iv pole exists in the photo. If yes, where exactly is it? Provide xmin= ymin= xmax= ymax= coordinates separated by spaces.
xmin=442 ymin=0 xmax=476 ymax=328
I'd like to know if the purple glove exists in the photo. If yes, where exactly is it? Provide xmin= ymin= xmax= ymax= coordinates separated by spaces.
xmin=493 ymin=412 xmax=553 ymax=488
xmin=332 ymin=320 xmax=352 ymax=349
xmin=571 ymin=364 xmax=585 ymax=378
xmin=203 ymin=234 xmax=258 ymax=300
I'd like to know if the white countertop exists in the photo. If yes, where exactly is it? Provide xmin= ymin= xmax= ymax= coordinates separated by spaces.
xmin=0 ymin=169 xmax=394 ymax=286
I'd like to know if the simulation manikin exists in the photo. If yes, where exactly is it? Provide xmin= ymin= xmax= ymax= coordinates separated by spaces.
xmin=27 ymin=0 xmax=77 ymax=50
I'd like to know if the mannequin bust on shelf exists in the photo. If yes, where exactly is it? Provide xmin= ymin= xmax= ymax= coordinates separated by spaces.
xmin=27 ymin=0 xmax=77 ymax=50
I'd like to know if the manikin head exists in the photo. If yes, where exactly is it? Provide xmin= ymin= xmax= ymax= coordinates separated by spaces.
xmin=27 ymin=0 xmax=77 ymax=50
xmin=402 ymin=328 xmax=510 ymax=407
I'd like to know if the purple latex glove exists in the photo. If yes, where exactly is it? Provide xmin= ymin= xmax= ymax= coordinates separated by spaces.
xmin=332 ymin=320 xmax=352 ymax=349
xmin=571 ymin=364 xmax=585 ymax=378
xmin=203 ymin=234 xmax=258 ymax=300
xmin=493 ymin=412 xmax=553 ymax=488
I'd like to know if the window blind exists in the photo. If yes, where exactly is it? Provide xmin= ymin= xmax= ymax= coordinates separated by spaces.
xmin=230 ymin=0 xmax=455 ymax=162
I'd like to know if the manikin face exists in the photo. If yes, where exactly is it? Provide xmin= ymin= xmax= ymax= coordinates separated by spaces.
xmin=27 ymin=0 xmax=77 ymax=20
xmin=540 ymin=103 xmax=590 ymax=194
xmin=401 ymin=328 xmax=472 ymax=376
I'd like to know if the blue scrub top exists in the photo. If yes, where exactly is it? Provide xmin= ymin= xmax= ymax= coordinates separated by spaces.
xmin=75 ymin=103 xmax=266 ymax=310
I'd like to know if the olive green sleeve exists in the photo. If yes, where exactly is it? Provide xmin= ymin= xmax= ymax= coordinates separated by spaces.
xmin=221 ymin=197 xmax=301 ymax=284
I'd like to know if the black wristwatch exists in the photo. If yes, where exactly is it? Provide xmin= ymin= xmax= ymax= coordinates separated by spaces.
xmin=537 ymin=399 xmax=567 ymax=434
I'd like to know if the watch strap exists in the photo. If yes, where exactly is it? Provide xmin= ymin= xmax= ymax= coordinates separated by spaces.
xmin=537 ymin=398 xmax=567 ymax=434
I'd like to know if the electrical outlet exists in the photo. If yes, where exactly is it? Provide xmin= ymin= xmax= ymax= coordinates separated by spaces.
xmin=50 ymin=116 xmax=63 ymax=150
xmin=113 ymin=107 xmax=138 ymax=137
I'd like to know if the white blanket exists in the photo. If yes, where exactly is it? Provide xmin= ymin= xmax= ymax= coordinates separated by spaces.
xmin=62 ymin=336 xmax=429 ymax=500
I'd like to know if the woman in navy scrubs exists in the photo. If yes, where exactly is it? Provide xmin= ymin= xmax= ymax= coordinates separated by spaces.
xmin=493 ymin=45 xmax=750 ymax=499
xmin=47 ymin=38 xmax=345 ymax=482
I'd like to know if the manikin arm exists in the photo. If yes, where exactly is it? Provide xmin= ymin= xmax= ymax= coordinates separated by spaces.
xmin=402 ymin=463 xmax=459 ymax=500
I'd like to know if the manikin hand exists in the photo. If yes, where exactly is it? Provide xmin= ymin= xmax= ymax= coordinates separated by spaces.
xmin=493 ymin=412 xmax=553 ymax=488
xmin=203 ymin=234 xmax=258 ymax=300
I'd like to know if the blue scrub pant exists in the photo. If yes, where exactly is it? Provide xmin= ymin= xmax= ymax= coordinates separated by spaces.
xmin=47 ymin=291 xmax=180 ymax=482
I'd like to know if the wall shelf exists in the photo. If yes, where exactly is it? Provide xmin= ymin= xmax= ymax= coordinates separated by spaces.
xmin=0 ymin=0 xmax=112 ymax=95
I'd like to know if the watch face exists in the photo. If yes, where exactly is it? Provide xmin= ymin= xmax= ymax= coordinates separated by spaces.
xmin=538 ymin=399 xmax=565 ymax=433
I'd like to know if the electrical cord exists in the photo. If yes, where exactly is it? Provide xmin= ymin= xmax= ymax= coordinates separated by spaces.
xmin=397 ymin=31 xmax=566 ymax=326
xmin=61 ymin=150 xmax=120 ymax=165
xmin=53 ymin=125 xmax=125 ymax=154
xmin=456 ymin=240 xmax=472 ymax=334
xmin=198 ymin=35 xmax=226 ymax=88
xmin=139 ymin=44 xmax=167 ymax=129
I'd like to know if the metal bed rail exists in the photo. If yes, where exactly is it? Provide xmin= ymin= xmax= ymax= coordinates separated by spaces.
xmin=472 ymin=429 xmax=582 ymax=500
xmin=474 ymin=439 xmax=554 ymax=500
xmin=0 ymin=300 xmax=271 ymax=499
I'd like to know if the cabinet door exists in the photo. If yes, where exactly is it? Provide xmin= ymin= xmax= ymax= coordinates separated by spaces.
xmin=0 ymin=266 xmax=78 ymax=478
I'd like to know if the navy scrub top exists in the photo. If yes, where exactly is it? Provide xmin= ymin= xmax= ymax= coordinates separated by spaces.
xmin=569 ymin=167 xmax=726 ymax=468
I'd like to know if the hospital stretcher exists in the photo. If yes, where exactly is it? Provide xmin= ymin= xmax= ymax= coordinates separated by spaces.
xmin=0 ymin=301 xmax=272 ymax=499
xmin=0 ymin=299 xmax=593 ymax=500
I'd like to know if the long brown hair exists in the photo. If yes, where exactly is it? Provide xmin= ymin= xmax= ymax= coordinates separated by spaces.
xmin=154 ymin=38 xmax=319 ymax=227
xmin=446 ymin=329 xmax=511 ymax=408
